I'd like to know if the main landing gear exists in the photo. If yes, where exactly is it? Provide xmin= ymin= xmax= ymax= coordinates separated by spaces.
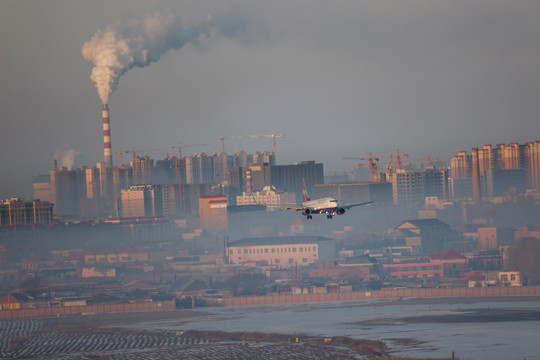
xmin=306 ymin=215 xmax=313 ymax=220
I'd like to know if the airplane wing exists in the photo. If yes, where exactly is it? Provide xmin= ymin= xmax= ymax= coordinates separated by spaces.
xmin=340 ymin=200 xmax=375 ymax=210
xmin=280 ymin=204 xmax=305 ymax=212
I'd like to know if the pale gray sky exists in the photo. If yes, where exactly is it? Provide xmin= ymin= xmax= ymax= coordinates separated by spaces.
xmin=2 ymin=0 xmax=540 ymax=199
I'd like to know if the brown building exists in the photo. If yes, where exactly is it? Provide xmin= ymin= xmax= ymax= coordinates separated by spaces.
xmin=430 ymin=248 xmax=468 ymax=277
xmin=199 ymin=195 xmax=228 ymax=233
xmin=478 ymin=227 xmax=515 ymax=251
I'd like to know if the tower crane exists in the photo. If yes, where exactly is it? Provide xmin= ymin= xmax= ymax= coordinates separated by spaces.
xmin=343 ymin=149 xmax=408 ymax=182
xmin=238 ymin=134 xmax=285 ymax=156
xmin=171 ymin=143 xmax=210 ymax=159
xmin=221 ymin=134 xmax=285 ymax=161
xmin=90 ymin=148 xmax=130 ymax=166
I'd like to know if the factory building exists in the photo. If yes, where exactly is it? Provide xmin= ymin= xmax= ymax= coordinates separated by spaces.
xmin=227 ymin=236 xmax=335 ymax=268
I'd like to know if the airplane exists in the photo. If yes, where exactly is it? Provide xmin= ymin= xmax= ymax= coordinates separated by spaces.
xmin=280 ymin=179 xmax=374 ymax=219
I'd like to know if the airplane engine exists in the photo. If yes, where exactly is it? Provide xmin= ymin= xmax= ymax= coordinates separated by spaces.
xmin=304 ymin=208 xmax=312 ymax=215
xmin=336 ymin=207 xmax=346 ymax=215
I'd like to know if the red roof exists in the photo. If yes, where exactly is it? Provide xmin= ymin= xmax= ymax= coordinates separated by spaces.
xmin=208 ymin=200 xmax=227 ymax=204
xmin=200 ymin=195 xmax=226 ymax=199
xmin=0 ymin=294 xmax=19 ymax=305
xmin=430 ymin=248 xmax=467 ymax=261
xmin=461 ymin=271 xmax=484 ymax=281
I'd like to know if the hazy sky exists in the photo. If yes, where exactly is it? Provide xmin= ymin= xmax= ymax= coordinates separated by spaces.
xmin=2 ymin=0 xmax=540 ymax=199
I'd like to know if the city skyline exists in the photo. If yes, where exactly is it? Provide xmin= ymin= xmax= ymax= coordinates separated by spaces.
xmin=3 ymin=0 xmax=540 ymax=199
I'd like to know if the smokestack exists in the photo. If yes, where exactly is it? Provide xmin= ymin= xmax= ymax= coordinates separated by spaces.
xmin=472 ymin=147 xmax=481 ymax=206
xmin=102 ymin=104 xmax=112 ymax=167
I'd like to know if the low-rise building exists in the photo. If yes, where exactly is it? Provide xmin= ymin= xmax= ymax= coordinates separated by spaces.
xmin=83 ymin=249 xmax=149 ymax=265
xmin=430 ymin=248 xmax=468 ymax=277
xmin=383 ymin=262 xmax=443 ymax=278
xmin=227 ymin=236 xmax=335 ymax=268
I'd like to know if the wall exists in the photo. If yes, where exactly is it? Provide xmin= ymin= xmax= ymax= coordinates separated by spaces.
xmin=223 ymin=286 xmax=540 ymax=306
xmin=0 ymin=300 xmax=175 ymax=319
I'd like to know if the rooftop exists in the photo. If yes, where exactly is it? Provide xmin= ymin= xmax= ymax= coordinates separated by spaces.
xmin=228 ymin=235 xmax=334 ymax=247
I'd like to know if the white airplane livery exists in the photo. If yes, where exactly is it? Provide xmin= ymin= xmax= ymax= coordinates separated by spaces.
xmin=281 ymin=179 xmax=374 ymax=219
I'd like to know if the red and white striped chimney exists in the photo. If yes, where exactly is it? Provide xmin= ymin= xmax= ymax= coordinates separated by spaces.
xmin=102 ymin=104 xmax=112 ymax=167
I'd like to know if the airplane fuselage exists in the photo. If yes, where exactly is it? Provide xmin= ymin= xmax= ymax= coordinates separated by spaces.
xmin=302 ymin=197 xmax=338 ymax=213
xmin=301 ymin=197 xmax=346 ymax=219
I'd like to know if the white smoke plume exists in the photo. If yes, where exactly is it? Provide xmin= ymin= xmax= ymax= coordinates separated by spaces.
xmin=82 ymin=12 xmax=214 ymax=105
xmin=55 ymin=148 xmax=81 ymax=171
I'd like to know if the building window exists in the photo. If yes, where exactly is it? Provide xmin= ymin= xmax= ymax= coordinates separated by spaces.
xmin=264 ymin=248 xmax=269 ymax=253
xmin=289 ymin=258 xmax=294 ymax=264
xmin=292 ymin=248 xmax=296 ymax=252
xmin=238 ymin=250 xmax=241 ymax=254
xmin=303 ymin=258 xmax=308 ymax=263
xmin=299 ymin=247 xmax=303 ymax=252
xmin=244 ymin=249 xmax=248 ymax=254
xmin=275 ymin=259 xmax=280 ymax=264
xmin=271 ymin=248 xmax=275 ymax=253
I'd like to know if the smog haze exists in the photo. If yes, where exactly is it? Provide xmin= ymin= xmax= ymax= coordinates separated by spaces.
xmin=2 ymin=0 xmax=540 ymax=198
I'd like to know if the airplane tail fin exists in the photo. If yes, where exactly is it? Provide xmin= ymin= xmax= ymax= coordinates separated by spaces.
xmin=302 ymin=178 xmax=311 ymax=202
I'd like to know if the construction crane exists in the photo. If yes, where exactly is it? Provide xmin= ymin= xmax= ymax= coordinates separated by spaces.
xmin=90 ymin=149 xmax=130 ymax=166
xmin=171 ymin=143 xmax=210 ymax=159
xmin=343 ymin=149 xmax=408 ymax=182
xmin=229 ymin=134 xmax=285 ymax=156
xmin=115 ymin=149 xmax=130 ymax=166
xmin=404 ymin=156 xmax=448 ymax=169
xmin=343 ymin=153 xmax=380 ymax=182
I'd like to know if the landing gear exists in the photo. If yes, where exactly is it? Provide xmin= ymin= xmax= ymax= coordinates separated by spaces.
xmin=326 ymin=214 xmax=333 ymax=219
xmin=306 ymin=215 xmax=312 ymax=220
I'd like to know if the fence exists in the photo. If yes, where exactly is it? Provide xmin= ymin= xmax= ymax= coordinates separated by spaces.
xmin=0 ymin=300 xmax=175 ymax=319
xmin=223 ymin=285 xmax=540 ymax=306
